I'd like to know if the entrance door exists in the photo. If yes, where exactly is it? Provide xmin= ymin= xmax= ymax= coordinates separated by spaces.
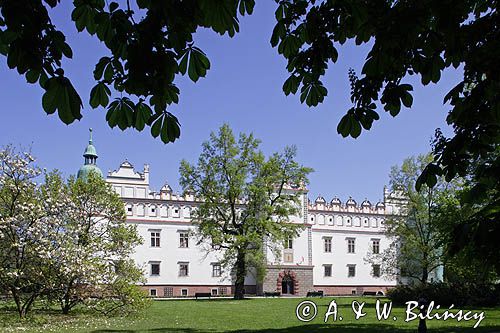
xmin=281 ymin=275 xmax=294 ymax=295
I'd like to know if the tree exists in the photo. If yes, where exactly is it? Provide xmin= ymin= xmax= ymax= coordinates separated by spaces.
xmin=1 ymin=1 xmax=497 ymax=180
xmin=0 ymin=146 xmax=73 ymax=317
xmin=179 ymin=124 xmax=311 ymax=299
xmin=273 ymin=0 xmax=498 ymax=189
xmin=367 ymin=154 xmax=459 ymax=284
xmin=2 ymin=0 xmax=497 ymax=264
xmin=435 ymin=148 xmax=500 ymax=278
xmin=43 ymin=171 xmax=144 ymax=314
xmin=0 ymin=0 xmax=256 ymax=143
xmin=0 ymin=146 xmax=145 ymax=317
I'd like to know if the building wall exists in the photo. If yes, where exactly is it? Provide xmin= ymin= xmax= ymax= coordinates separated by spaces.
xmin=261 ymin=265 xmax=314 ymax=296
xmin=106 ymin=161 xmax=399 ymax=296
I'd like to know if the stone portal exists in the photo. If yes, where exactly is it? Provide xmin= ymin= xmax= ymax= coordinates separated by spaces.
xmin=259 ymin=265 xmax=314 ymax=296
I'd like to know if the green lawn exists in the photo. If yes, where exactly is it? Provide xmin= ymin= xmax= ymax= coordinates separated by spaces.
xmin=1 ymin=297 xmax=499 ymax=332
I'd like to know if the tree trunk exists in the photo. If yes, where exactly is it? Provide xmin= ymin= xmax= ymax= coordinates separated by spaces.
xmin=233 ymin=249 xmax=246 ymax=300
xmin=11 ymin=287 xmax=24 ymax=319
xmin=62 ymin=301 xmax=71 ymax=315
xmin=61 ymin=282 xmax=74 ymax=314
xmin=422 ymin=267 xmax=428 ymax=285
xmin=11 ymin=287 xmax=35 ymax=319
xmin=422 ymin=253 xmax=429 ymax=284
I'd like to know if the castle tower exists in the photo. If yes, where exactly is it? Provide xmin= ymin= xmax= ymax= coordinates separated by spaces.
xmin=77 ymin=128 xmax=103 ymax=180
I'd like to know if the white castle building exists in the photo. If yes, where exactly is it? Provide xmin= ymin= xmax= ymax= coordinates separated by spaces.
xmin=78 ymin=131 xmax=405 ymax=297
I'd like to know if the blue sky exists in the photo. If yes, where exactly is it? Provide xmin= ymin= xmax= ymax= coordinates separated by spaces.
xmin=0 ymin=2 xmax=460 ymax=203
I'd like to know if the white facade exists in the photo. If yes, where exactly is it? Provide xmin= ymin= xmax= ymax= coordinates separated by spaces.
xmin=106 ymin=161 xmax=399 ymax=297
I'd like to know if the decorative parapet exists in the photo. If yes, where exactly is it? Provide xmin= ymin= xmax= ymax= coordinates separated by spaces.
xmin=308 ymin=195 xmax=386 ymax=215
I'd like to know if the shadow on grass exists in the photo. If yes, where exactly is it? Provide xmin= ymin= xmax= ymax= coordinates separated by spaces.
xmin=154 ymin=298 xmax=254 ymax=302
xmin=91 ymin=323 xmax=500 ymax=333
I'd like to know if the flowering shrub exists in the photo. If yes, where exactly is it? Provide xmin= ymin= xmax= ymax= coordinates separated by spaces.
xmin=0 ymin=146 xmax=146 ymax=317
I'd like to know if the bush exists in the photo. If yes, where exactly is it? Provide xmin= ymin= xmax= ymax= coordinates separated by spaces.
xmin=387 ymin=282 xmax=500 ymax=307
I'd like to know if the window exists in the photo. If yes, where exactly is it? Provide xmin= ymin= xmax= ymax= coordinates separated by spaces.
xmin=284 ymin=237 xmax=293 ymax=249
xmin=149 ymin=289 xmax=157 ymax=297
xmin=212 ymin=263 xmax=222 ymax=277
xmin=127 ymin=205 xmax=133 ymax=213
xmin=324 ymin=237 xmax=332 ymax=253
xmin=348 ymin=265 xmax=356 ymax=277
xmin=372 ymin=239 xmax=380 ymax=254
xmin=150 ymin=262 xmax=160 ymax=276
xmin=347 ymin=238 xmax=355 ymax=253
xmin=179 ymin=232 xmax=189 ymax=248
xmin=324 ymin=265 xmax=332 ymax=277
xmin=181 ymin=289 xmax=188 ymax=296
xmin=164 ymin=287 xmax=173 ymax=297
xmin=137 ymin=204 xmax=145 ymax=216
xmin=373 ymin=264 xmax=381 ymax=278
xmin=211 ymin=288 xmax=219 ymax=296
xmin=179 ymin=262 xmax=189 ymax=277
xmin=283 ymin=252 xmax=293 ymax=263
xmin=150 ymin=230 xmax=160 ymax=247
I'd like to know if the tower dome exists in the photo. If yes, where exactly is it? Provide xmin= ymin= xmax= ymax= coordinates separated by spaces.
xmin=77 ymin=128 xmax=103 ymax=180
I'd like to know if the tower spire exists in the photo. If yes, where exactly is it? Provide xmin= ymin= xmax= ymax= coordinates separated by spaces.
xmin=77 ymin=128 xmax=103 ymax=180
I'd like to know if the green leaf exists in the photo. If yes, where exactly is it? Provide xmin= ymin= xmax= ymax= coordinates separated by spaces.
xmin=151 ymin=115 xmax=162 ymax=138
xmin=270 ymin=23 xmax=285 ymax=47
xmin=401 ymin=91 xmax=413 ymax=108
xmin=351 ymin=119 xmax=362 ymax=138
xmin=103 ymin=61 xmax=114 ymax=82
xmin=337 ymin=114 xmax=351 ymax=137
xmin=300 ymin=82 xmax=328 ymax=107
xmin=278 ymin=35 xmax=301 ymax=58
xmin=149 ymin=112 xmax=181 ymax=143
xmin=89 ymin=82 xmax=111 ymax=108
xmin=106 ymin=97 xmax=135 ymax=130
xmin=42 ymin=79 xmax=60 ymax=115
xmin=179 ymin=47 xmax=211 ymax=82
xmin=283 ymin=75 xmax=300 ymax=95
xmin=199 ymin=0 xmax=239 ymax=37
xmin=94 ymin=57 xmax=111 ymax=80
xmin=25 ymin=69 xmax=40 ymax=84
xmin=109 ymin=2 xmax=119 ymax=12
xmin=134 ymin=102 xmax=152 ymax=131
xmin=42 ymin=76 xmax=83 ymax=124
xmin=239 ymin=0 xmax=255 ymax=16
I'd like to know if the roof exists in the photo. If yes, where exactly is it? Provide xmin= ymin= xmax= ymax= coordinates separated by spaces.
xmin=77 ymin=164 xmax=103 ymax=181
xmin=83 ymin=128 xmax=98 ymax=158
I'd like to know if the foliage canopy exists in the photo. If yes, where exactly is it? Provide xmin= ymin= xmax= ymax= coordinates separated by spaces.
xmin=0 ymin=146 xmax=145 ymax=318
xmin=179 ymin=124 xmax=311 ymax=299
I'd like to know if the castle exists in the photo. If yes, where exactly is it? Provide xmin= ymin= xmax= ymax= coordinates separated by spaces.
xmin=78 ymin=130 xmax=404 ymax=297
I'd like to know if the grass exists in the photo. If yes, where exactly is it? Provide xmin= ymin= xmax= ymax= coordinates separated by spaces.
xmin=0 ymin=297 xmax=499 ymax=332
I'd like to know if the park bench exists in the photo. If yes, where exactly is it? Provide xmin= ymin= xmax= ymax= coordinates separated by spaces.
xmin=306 ymin=291 xmax=324 ymax=297
xmin=264 ymin=291 xmax=280 ymax=297
xmin=194 ymin=292 xmax=211 ymax=299
xmin=362 ymin=291 xmax=377 ymax=296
